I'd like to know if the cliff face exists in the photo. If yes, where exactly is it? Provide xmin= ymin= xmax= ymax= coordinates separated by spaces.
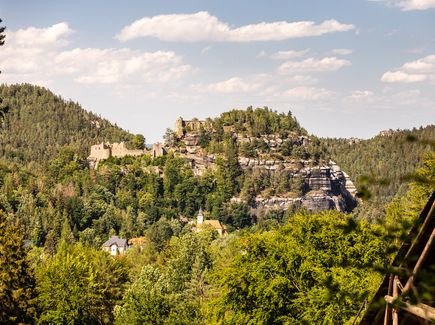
xmin=169 ymin=118 xmax=358 ymax=213
xmin=254 ymin=163 xmax=357 ymax=213
xmin=183 ymin=153 xmax=357 ymax=213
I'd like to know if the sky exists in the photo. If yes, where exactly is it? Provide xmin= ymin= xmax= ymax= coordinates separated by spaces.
xmin=0 ymin=0 xmax=434 ymax=142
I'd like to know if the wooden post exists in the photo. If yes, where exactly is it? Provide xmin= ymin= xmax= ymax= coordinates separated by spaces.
xmin=392 ymin=276 xmax=399 ymax=325
xmin=402 ymin=227 xmax=435 ymax=294
xmin=384 ymin=274 xmax=393 ymax=325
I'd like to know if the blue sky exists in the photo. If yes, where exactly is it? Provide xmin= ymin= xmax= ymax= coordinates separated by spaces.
xmin=1 ymin=0 xmax=434 ymax=142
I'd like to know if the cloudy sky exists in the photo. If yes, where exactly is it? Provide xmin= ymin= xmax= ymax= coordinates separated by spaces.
xmin=0 ymin=0 xmax=434 ymax=142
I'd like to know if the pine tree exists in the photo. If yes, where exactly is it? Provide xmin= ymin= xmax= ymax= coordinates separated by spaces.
xmin=31 ymin=213 xmax=45 ymax=246
xmin=0 ymin=210 xmax=36 ymax=324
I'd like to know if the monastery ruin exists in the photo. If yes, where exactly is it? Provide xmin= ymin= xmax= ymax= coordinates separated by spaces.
xmin=88 ymin=141 xmax=165 ymax=167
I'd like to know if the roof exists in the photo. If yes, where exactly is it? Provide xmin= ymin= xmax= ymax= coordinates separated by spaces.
xmin=200 ymin=219 xmax=226 ymax=230
xmin=102 ymin=235 xmax=127 ymax=248
xmin=360 ymin=191 xmax=435 ymax=324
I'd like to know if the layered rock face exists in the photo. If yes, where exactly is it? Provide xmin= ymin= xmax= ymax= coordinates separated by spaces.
xmin=171 ymin=118 xmax=358 ymax=213
xmin=252 ymin=164 xmax=357 ymax=213
xmin=180 ymin=152 xmax=357 ymax=213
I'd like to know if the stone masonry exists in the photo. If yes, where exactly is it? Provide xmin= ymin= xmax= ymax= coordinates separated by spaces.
xmin=88 ymin=141 xmax=166 ymax=167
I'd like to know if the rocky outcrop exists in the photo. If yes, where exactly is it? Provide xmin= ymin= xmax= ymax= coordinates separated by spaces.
xmin=89 ymin=117 xmax=359 ymax=214
xmin=251 ymin=164 xmax=357 ymax=213
xmin=182 ymin=150 xmax=357 ymax=212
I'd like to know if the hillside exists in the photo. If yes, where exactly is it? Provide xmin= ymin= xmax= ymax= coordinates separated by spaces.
xmin=160 ymin=108 xmax=357 ymax=215
xmin=169 ymin=108 xmax=322 ymax=161
xmin=323 ymin=126 xmax=434 ymax=198
xmin=0 ymin=87 xmax=433 ymax=324
xmin=0 ymin=84 xmax=133 ymax=165
xmin=322 ymin=126 xmax=434 ymax=220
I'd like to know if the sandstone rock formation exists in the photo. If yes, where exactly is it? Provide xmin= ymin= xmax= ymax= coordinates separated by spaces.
xmin=88 ymin=116 xmax=359 ymax=214
xmin=171 ymin=117 xmax=358 ymax=213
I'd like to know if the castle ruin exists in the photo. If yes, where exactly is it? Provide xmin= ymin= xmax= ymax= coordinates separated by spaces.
xmin=89 ymin=142 xmax=146 ymax=161
xmin=152 ymin=142 xmax=166 ymax=158
xmin=88 ymin=141 xmax=166 ymax=167
xmin=174 ymin=117 xmax=210 ymax=138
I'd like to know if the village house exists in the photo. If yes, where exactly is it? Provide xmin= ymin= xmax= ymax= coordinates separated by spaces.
xmin=195 ymin=208 xmax=227 ymax=237
xmin=102 ymin=235 xmax=128 ymax=256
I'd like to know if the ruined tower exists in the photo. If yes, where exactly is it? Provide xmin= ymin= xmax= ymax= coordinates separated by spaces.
xmin=175 ymin=117 xmax=184 ymax=138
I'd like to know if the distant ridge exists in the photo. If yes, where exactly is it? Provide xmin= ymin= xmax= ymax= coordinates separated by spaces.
xmin=0 ymin=84 xmax=133 ymax=165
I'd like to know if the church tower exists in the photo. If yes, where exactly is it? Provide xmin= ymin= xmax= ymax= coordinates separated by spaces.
xmin=197 ymin=208 xmax=204 ymax=225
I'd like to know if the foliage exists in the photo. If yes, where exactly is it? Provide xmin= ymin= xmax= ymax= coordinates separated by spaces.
xmin=35 ymin=241 xmax=128 ymax=324
xmin=210 ymin=107 xmax=305 ymax=138
xmin=382 ymin=151 xmax=435 ymax=253
xmin=116 ymin=231 xmax=215 ymax=324
xmin=129 ymin=134 xmax=145 ymax=150
xmin=0 ymin=18 xmax=5 ymax=47
xmin=0 ymin=210 xmax=36 ymax=324
xmin=206 ymin=211 xmax=387 ymax=324
xmin=0 ymin=84 xmax=132 ymax=165
xmin=323 ymin=126 xmax=434 ymax=220
xmin=0 ymin=84 xmax=432 ymax=324
xmin=199 ymin=107 xmax=327 ymax=164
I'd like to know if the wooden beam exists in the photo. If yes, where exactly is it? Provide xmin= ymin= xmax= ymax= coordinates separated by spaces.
xmin=385 ymin=295 xmax=435 ymax=320
xmin=402 ymin=227 xmax=435 ymax=294
xmin=392 ymin=276 xmax=399 ymax=325
xmin=384 ymin=274 xmax=393 ymax=325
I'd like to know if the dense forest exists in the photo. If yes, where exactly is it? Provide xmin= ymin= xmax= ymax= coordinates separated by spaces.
xmin=0 ymin=84 xmax=133 ymax=165
xmin=0 ymin=84 xmax=433 ymax=324
xmin=325 ymin=126 xmax=435 ymax=198
xmin=323 ymin=126 xmax=435 ymax=221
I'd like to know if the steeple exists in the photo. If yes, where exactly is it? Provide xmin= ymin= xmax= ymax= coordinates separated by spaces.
xmin=197 ymin=208 xmax=204 ymax=225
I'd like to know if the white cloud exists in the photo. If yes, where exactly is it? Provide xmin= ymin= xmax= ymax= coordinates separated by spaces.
xmin=381 ymin=71 xmax=427 ymax=83
xmin=191 ymin=70 xmax=324 ymax=104
xmin=285 ymin=75 xmax=319 ymax=85
xmin=55 ymin=48 xmax=192 ymax=84
xmin=349 ymin=90 xmax=375 ymax=99
xmin=394 ymin=0 xmax=435 ymax=10
xmin=381 ymin=54 xmax=435 ymax=83
xmin=195 ymin=77 xmax=261 ymax=94
xmin=1 ymin=23 xmax=73 ymax=75
xmin=283 ymin=86 xmax=335 ymax=101
xmin=0 ymin=23 xmax=193 ymax=86
xmin=330 ymin=48 xmax=354 ymax=55
xmin=278 ymin=57 xmax=351 ymax=74
xmin=8 ymin=22 xmax=73 ymax=47
xmin=344 ymin=90 xmax=377 ymax=104
xmin=402 ymin=55 xmax=435 ymax=73
xmin=116 ymin=11 xmax=355 ymax=42
xmin=269 ymin=49 xmax=310 ymax=60
xmin=372 ymin=0 xmax=435 ymax=10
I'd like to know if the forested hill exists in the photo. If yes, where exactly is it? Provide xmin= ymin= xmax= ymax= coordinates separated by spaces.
xmin=323 ymin=125 xmax=434 ymax=209
xmin=0 ymin=84 xmax=133 ymax=165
